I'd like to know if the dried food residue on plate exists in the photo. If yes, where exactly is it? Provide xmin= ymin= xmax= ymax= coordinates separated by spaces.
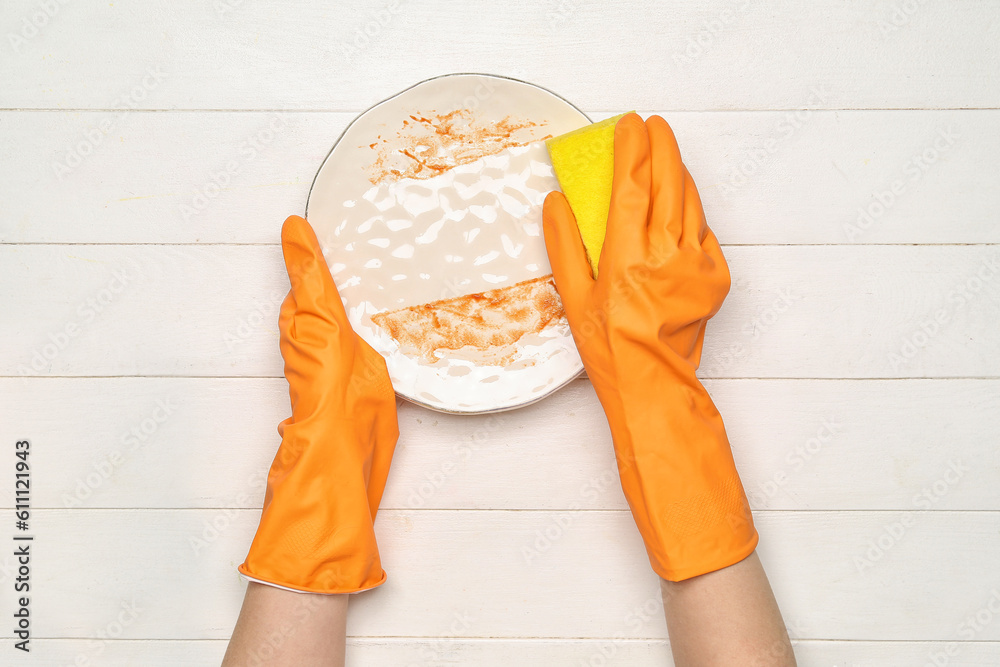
xmin=371 ymin=275 xmax=565 ymax=366
xmin=365 ymin=108 xmax=551 ymax=184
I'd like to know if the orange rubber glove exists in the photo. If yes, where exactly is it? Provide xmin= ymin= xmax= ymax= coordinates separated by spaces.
xmin=238 ymin=215 xmax=399 ymax=594
xmin=542 ymin=113 xmax=758 ymax=582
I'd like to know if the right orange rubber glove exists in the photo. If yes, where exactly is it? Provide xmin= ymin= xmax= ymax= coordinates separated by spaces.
xmin=542 ymin=113 xmax=758 ymax=582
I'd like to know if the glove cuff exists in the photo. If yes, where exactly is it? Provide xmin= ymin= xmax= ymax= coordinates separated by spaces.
xmin=237 ymin=559 xmax=387 ymax=595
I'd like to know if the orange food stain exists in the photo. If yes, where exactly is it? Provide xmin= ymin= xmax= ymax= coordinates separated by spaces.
xmin=366 ymin=107 xmax=550 ymax=185
xmin=371 ymin=275 xmax=565 ymax=366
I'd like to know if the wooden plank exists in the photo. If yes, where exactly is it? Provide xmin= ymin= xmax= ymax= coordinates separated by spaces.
xmin=1 ymin=378 xmax=996 ymax=512
xmin=0 ymin=111 xmax=338 ymax=244
xmin=2 ymin=110 xmax=995 ymax=245
xmin=1 ymin=1 xmax=998 ymax=110
xmin=353 ymin=639 xmax=1000 ymax=666
xmin=17 ymin=638 xmax=1000 ymax=666
xmin=3 ymin=244 xmax=999 ymax=378
xmin=17 ymin=639 xmax=229 ymax=667
xmin=0 ymin=509 xmax=997 ymax=641
xmin=705 ymin=244 xmax=1000 ymax=379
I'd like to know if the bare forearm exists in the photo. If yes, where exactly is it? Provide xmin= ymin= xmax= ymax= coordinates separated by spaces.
xmin=661 ymin=551 xmax=795 ymax=667
xmin=222 ymin=582 xmax=348 ymax=667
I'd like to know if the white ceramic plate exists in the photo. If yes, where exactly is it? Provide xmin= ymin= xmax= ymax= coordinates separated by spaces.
xmin=305 ymin=73 xmax=588 ymax=414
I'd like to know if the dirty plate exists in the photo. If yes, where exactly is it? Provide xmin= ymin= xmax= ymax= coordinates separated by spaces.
xmin=305 ymin=74 xmax=588 ymax=414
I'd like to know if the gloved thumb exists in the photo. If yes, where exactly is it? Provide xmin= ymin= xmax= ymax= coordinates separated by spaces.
xmin=279 ymin=215 xmax=350 ymax=330
xmin=542 ymin=190 xmax=593 ymax=323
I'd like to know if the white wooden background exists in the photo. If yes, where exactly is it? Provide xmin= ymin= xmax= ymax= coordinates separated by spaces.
xmin=2 ymin=1 xmax=999 ymax=665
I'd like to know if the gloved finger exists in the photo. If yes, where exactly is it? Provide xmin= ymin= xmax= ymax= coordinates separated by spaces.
xmin=687 ymin=319 xmax=710 ymax=369
xmin=277 ymin=286 xmax=296 ymax=342
xmin=697 ymin=222 xmax=733 ymax=315
xmin=280 ymin=215 xmax=352 ymax=345
xmin=676 ymin=166 xmax=730 ymax=311
xmin=678 ymin=167 xmax=710 ymax=251
xmin=542 ymin=190 xmax=593 ymax=323
xmin=645 ymin=115 xmax=685 ymax=252
xmin=600 ymin=113 xmax=650 ymax=277
xmin=353 ymin=339 xmax=399 ymax=521
xmin=366 ymin=402 xmax=399 ymax=521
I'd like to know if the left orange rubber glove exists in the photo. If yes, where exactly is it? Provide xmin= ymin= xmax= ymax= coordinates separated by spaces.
xmin=238 ymin=215 xmax=399 ymax=594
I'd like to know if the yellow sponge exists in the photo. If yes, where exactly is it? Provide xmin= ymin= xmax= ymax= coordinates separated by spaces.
xmin=545 ymin=112 xmax=632 ymax=277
